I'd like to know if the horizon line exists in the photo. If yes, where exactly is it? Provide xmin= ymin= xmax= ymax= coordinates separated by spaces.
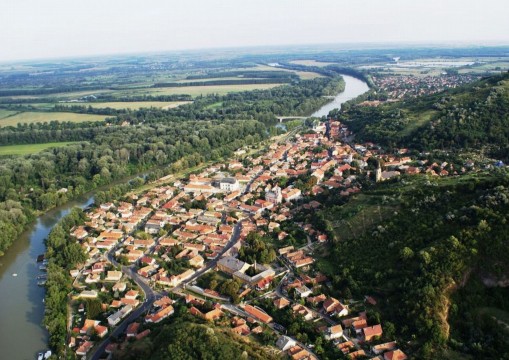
xmin=2 ymin=40 xmax=509 ymax=65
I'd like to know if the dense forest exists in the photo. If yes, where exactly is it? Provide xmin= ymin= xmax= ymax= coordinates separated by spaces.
xmin=320 ymin=171 xmax=509 ymax=358
xmin=337 ymin=72 xmax=509 ymax=157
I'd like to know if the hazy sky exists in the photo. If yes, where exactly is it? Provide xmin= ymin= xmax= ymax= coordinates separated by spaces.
xmin=1 ymin=0 xmax=508 ymax=61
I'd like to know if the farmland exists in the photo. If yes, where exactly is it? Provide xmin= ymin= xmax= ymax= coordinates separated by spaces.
xmin=58 ymin=101 xmax=191 ymax=110
xmin=0 ymin=111 xmax=107 ymax=127
xmin=0 ymin=109 xmax=18 ymax=120
xmin=139 ymin=83 xmax=282 ymax=96
xmin=0 ymin=141 xmax=77 ymax=156
xmin=290 ymin=59 xmax=338 ymax=67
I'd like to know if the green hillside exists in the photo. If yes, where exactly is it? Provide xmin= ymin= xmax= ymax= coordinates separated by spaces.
xmin=340 ymin=72 xmax=509 ymax=157
xmin=319 ymin=170 xmax=509 ymax=359
xmin=114 ymin=318 xmax=279 ymax=360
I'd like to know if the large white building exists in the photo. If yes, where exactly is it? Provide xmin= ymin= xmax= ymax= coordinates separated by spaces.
xmin=107 ymin=305 xmax=133 ymax=327
xmin=265 ymin=185 xmax=282 ymax=204
xmin=218 ymin=177 xmax=240 ymax=192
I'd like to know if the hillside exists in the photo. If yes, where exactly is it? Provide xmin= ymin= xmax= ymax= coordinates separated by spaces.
xmin=319 ymin=171 xmax=509 ymax=358
xmin=340 ymin=72 xmax=509 ymax=157
xmin=113 ymin=317 xmax=280 ymax=360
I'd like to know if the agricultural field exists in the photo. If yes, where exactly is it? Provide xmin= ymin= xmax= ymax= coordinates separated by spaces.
xmin=6 ymin=83 xmax=284 ymax=102
xmin=0 ymin=109 xmax=18 ymax=120
xmin=0 ymin=111 xmax=107 ymax=127
xmin=58 ymin=101 xmax=191 ymax=110
xmin=173 ymin=77 xmax=263 ymax=83
xmin=238 ymin=64 xmax=324 ymax=79
xmin=139 ymin=83 xmax=283 ymax=97
xmin=0 ymin=141 xmax=77 ymax=156
xmin=290 ymin=59 xmax=338 ymax=67
xmin=293 ymin=71 xmax=324 ymax=79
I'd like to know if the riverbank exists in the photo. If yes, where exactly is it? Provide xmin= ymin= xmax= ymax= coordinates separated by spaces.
xmin=0 ymin=196 xmax=94 ymax=360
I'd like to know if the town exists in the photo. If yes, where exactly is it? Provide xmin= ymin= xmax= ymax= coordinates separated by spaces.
xmin=364 ymin=73 xmax=480 ymax=101
xmin=63 ymin=116 xmax=486 ymax=360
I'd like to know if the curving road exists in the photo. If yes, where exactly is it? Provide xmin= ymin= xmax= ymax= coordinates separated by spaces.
xmin=89 ymin=250 xmax=160 ymax=360
xmin=88 ymin=221 xmax=242 ymax=360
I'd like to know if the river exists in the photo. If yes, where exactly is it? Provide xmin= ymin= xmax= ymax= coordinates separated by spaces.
xmin=0 ymin=196 xmax=94 ymax=360
xmin=311 ymin=74 xmax=370 ymax=117
xmin=0 ymin=73 xmax=369 ymax=360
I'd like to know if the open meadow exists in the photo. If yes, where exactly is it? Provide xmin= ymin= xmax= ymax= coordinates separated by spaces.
xmin=58 ymin=101 xmax=191 ymax=110
xmin=0 ymin=111 xmax=107 ymax=127
xmin=289 ymin=59 xmax=338 ymax=67
xmin=0 ymin=141 xmax=77 ymax=155
xmin=139 ymin=83 xmax=282 ymax=97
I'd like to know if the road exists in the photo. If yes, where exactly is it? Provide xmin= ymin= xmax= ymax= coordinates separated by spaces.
xmin=89 ymin=249 xmax=160 ymax=360
xmin=88 ymin=221 xmax=242 ymax=360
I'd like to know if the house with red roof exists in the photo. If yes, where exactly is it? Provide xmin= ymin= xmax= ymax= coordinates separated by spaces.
xmin=126 ymin=322 xmax=140 ymax=337
xmin=384 ymin=349 xmax=408 ymax=360
xmin=362 ymin=324 xmax=383 ymax=342
xmin=242 ymin=304 xmax=273 ymax=324
xmin=94 ymin=324 xmax=108 ymax=338
xmin=76 ymin=341 xmax=94 ymax=356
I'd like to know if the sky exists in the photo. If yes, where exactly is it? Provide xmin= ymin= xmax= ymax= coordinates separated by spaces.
xmin=1 ymin=0 xmax=508 ymax=62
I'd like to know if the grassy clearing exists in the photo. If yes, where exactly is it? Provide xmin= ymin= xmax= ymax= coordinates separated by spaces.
xmin=0 ymin=111 xmax=107 ymax=127
xmin=401 ymin=109 xmax=435 ymax=136
xmin=59 ymin=101 xmax=191 ymax=110
xmin=205 ymin=102 xmax=223 ymax=110
xmin=0 ymin=142 xmax=78 ymax=156
xmin=326 ymin=191 xmax=398 ymax=242
xmin=290 ymin=60 xmax=337 ymax=67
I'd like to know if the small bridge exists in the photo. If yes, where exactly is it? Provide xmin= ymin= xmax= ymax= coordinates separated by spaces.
xmin=276 ymin=116 xmax=307 ymax=123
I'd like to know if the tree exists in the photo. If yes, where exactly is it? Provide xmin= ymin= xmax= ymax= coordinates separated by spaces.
xmin=400 ymin=246 xmax=414 ymax=260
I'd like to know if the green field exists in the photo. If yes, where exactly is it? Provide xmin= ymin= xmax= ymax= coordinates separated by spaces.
xmin=294 ymin=71 xmax=324 ymax=80
xmin=0 ymin=111 xmax=107 ymax=127
xmin=0 ymin=142 xmax=78 ymax=156
xmin=255 ymin=64 xmax=324 ymax=79
xmin=0 ymin=109 xmax=18 ymax=119
xmin=59 ymin=101 xmax=191 ymax=110
xmin=2 ymin=63 xmax=322 ymax=103
xmin=290 ymin=60 xmax=338 ymax=67
xmin=8 ymin=83 xmax=284 ymax=101
xmin=142 ymin=83 xmax=282 ymax=97
xmin=174 ymin=77 xmax=263 ymax=83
